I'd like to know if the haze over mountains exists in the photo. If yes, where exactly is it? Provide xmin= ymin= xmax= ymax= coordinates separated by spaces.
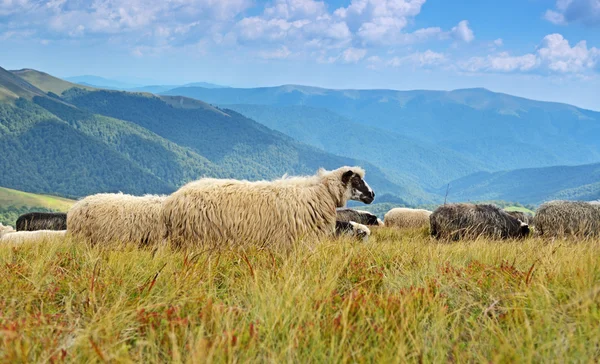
xmin=1 ymin=67 xmax=600 ymax=206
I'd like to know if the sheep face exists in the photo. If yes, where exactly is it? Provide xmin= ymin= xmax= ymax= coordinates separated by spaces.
xmin=343 ymin=171 xmax=375 ymax=204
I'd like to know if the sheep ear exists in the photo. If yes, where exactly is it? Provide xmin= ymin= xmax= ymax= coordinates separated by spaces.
xmin=342 ymin=170 xmax=354 ymax=185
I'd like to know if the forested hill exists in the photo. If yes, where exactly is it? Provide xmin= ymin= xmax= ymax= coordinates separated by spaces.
xmin=443 ymin=162 xmax=600 ymax=204
xmin=0 ymin=67 xmax=416 ymax=202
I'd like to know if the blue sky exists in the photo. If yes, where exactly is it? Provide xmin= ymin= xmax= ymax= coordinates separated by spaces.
xmin=1 ymin=0 xmax=599 ymax=110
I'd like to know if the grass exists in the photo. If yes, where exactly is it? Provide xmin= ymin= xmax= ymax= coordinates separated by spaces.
xmin=0 ymin=228 xmax=598 ymax=362
xmin=504 ymin=205 xmax=536 ymax=215
xmin=0 ymin=187 xmax=75 ymax=211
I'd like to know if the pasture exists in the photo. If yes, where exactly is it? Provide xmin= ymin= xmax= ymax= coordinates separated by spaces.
xmin=0 ymin=228 xmax=598 ymax=362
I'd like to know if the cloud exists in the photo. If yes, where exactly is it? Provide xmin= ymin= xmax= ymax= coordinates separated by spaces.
xmin=493 ymin=38 xmax=503 ymax=47
xmin=461 ymin=33 xmax=599 ymax=74
xmin=341 ymin=47 xmax=367 ymax=63
xmin=450 ymin=20 xmax=474 ymax=43
xmin=544 ymin=0 xmax=600 ymax=26
xmin=258 ymin=46 xmax=292 ymax=59
xmin=387 ymin=50 xmax=446 ymax=67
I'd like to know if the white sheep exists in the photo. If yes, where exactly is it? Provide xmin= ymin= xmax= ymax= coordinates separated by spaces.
xmin=0 ymin=230 xmax=66 ymax=243
xmin=384 ymin=208 xmax=432 ymax=229
xmin=162 ymin=166 xmax=375 ymax=248
xmin=67 ymin=193 xmax=167 ymax=245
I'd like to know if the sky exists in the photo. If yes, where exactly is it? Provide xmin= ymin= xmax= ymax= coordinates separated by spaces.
xmin=0 ymin=0 xmax=599 ymax=110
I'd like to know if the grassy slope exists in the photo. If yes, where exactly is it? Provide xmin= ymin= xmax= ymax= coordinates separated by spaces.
xmin=0 ymin=229 xmax=597 ymax=362
xmin=12 ymin=69 xmax=96 ymax=94
xmin=0 ymin=187 xmax=74 ymax=211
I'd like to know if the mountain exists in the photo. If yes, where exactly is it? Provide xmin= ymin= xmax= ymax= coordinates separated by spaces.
xmin=183 ymin=82 xmax=229 ymax=89
xmin=13 ymin=69 xmax=96 ymax=95
xmin=443 ymin=162 xmax=600 ymax=204
xmin=1 ymin=67 xmax=415 ymax=203
xmin=65 ymin=75 xmax=140 ymax=89
xmin=163 ymin=85 xmax=600 ymax=174
xmin=59 ymin=89 xmax=417 ymax=201
xmin=222 ymin=104 xmax=485 ymax=190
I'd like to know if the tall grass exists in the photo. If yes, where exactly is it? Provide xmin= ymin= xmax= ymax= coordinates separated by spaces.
xmin=0 ymin=228 xmax=598 ymax=362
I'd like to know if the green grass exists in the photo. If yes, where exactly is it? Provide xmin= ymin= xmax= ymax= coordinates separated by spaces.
xmin=503 ymin=205 xmax=536 ymax=214
xmin=1 ymin=228 xmax=598 ymax=362
xmin=12 ymin=69 xmax=95 ymax=95
xmin=0 ymin=187 xmax=75 ymax=211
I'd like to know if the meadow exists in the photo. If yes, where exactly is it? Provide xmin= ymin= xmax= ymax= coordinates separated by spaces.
xmin=0 ymin=228 xmax=598 ymax=363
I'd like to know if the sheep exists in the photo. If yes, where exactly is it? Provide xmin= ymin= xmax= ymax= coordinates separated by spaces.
xmin=384 ymin=208 xmax=432 ymax=229
xmin=335 ymin=221 xmax=371 ymax=242
xmin=504 ymin=210 xmax=534 ymax=225
xmin=0 ymin=223 xmax=15 ymax=238
xmin=163 ymin=166 xmax=375 ymax=248
xmin=430 ymin=203 xmax=530 ymax=241
xmin=67 ymin=193 xmax=167 ymax=245
xmin=534 ymin=200 xmax=600 ymax=238
xmin=0 ymin=230 xmax=66 ymax=244
xmin=16 ymin=212 xmax=67 ymax=231
xmin=336 ymin=208 xmax=384 ymax=226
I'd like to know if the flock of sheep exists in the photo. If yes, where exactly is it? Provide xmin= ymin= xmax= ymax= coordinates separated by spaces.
xmin=1 ymin=166 xmax=600 ymax=246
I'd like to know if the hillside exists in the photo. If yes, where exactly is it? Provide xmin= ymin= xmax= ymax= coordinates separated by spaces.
xmin=12 ymin=69 xmax=96 ymax=95
xmin=223 ymin=104 xmax=484 ymax=189
xmin=0 ymin=186 xmax=75 ymax=226
xmin=59 ymin=88 xmax=417 ymax=200
xmin=443 ymin=162 xmax=600 ymax=204
xmin=164 ymin=86 xmax=600 ymax=173
xmin=1 ymin=66 xmax=417 ymax=203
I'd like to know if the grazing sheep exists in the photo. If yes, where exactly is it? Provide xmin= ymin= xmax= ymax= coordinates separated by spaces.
xmin=336 ymin=208 xmax=383 ymax=226
xmin=430 ymin=203 xmax=530 ymax=241
xmin=0 ymin=230 xmax=66 ymax=243
xmin=16 ymin=212 xmax=67 ymax=231
xmin=384 ymin=208 xmax=432 ymax=229
xmin=0 ymin=223 xmax=15 ymax=238
xmin=534 ymin=200 xmax=600 ymax=238
xmin=335 ymin=221 xmax=371 ymax=242
xmin=504 ymin=210 xmax=534 ymax=225
xmin=163 ymin=166 xmax=375 ymax=248
xmin=67 ymin=193 xmax=166 ymax=245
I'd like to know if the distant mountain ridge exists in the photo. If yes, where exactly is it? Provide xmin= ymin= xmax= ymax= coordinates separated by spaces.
xmin=163 ymin=85 xmax=600 ymax=175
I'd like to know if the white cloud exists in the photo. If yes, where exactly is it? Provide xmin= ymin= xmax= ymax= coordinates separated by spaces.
xmin=461 ymin=53 xmax=538 ymax=73
xmin=258 ymin=46 xmax=292 ymax=59
xmin=544 ymin=0 xmax=600 ymax=26
xmin=461 ymin=33 xmax=599 ymax=74
xmin=450 ymin=20 xmax=474 ymax=43
xmin=387 ymin=50 xmax=446 ymax=67
xmin=494 ymin=38 xmax=503 ymax=47
xmin=538 ymin=33 xmax=600 ymax=72
xmin=544 ymin=10 xmax=566 ymax=25
xmin=341 ymin=47 xmax=367 ymax=63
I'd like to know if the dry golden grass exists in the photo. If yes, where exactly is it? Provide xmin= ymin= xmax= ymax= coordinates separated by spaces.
xmin=0 ymin=227 xmax=598 ymax=363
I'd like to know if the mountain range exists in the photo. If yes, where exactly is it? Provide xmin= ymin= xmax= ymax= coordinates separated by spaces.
xmin=2 ymin=68 xmax=600 ymax=206
xmin=0 ymin=67 xmax=407 ymax=202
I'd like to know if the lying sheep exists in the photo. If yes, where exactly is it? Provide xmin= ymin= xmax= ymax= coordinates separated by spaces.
xmin=336 ymin=208 xmax=383 ymax=226
xmin=0 ymin=223 xmax=15 ymax=238
xmin=163 ymin=166 xmax=375 ymax=248
xmin=534 ymin=200 xmax=600 ymax=238
xmin=384 ymin=208 xmax=432 ymax=229
xmin=0 ymin=230 xmax=66 ymax=243
xmin=430 ymin=203 xmax=530 ymax=241
xmin=16 ymin=212 xmax=67 ymax=231
xmin=67 ymin=193 xmax=166 ymax=245
xmin=335 ymin=221 xmax=371 ymax=242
